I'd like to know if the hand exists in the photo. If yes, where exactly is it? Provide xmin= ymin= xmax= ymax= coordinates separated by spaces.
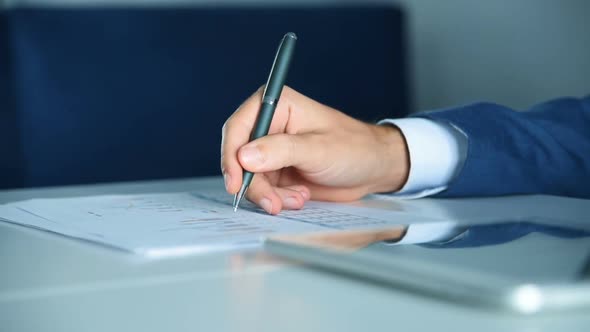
xmin=221 ymin=86 xmax=410 ymax=214
xmin=270 ymin=227 xmax=407 ymax=252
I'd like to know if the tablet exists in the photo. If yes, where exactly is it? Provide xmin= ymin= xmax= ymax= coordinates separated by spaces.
xmin=265 ymin=219 xmax=590 ymax=314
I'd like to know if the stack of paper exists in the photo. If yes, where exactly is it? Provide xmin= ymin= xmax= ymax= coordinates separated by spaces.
xmin=0 ymin=191 xmax=439 ymax=257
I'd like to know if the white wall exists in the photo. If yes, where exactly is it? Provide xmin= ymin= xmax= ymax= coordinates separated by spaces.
xmin=396 ymin=0 xmax=590 ymax=111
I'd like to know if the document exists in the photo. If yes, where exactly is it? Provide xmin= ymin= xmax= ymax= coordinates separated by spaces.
xmin=0 ymin=191 xmax=441 ymax=257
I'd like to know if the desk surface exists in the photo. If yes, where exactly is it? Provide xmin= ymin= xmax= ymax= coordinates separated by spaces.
xmin=0 ymin=177 xmax=588 ymax=331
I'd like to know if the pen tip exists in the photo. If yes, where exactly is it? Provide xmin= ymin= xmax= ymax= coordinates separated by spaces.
xmin=232 ymin=194 xmax=239 ymax=212
xmin=233 ymin=185 xmax=248 ymax=212
xmin=285 ymin=32 xmax=297 ymax=40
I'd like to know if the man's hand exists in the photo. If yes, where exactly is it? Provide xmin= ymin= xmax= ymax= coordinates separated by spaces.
xmin=270 ymin=227 xmax=407 ymax=252
xmin=221 ymin=86 xmax=410 ymax=214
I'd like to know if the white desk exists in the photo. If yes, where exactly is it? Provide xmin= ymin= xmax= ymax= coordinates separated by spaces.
xmin=0 ymin=177 xmax=588 ymax=331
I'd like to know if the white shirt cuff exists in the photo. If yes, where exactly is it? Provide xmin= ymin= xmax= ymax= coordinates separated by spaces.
xmin=395 ymin=222 xmax=464 ymax=245
xmin=378 ymin=118 xmax=467 ymax=198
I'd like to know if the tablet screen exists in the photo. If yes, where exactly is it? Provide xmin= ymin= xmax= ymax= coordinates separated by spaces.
xmin=266 ymin=219 xmax=590 ymax=313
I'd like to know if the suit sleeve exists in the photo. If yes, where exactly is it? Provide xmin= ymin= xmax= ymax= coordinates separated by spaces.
xmin=414 ymin=95 xmax=590 ymax=198
xmin=419 ymin=222 xmax=590 ymax=249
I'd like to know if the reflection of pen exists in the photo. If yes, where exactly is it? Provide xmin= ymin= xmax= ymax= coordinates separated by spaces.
xmin=233 ymin=32 xmax=298 ymax=212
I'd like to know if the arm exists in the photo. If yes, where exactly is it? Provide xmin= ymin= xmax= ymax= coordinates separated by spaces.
xmin=416 ymin=96 xmax=590 ymax=198
xmin=221 ymin=87 xmax=590 ymax=214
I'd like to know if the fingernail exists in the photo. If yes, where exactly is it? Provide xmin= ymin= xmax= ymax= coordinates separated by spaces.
xmin=240 ymin=145 xmax=263 ymax=166
xmin=284 ymin=197 xmax=300 ymax=209
xmin=259 ymin=198 xmax=273 ymax=214
xmin=223 ymin=173 xmax=231 ymax=191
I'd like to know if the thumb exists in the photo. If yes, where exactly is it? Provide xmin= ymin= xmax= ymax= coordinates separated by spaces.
xmin=237 ymin=133 xmax=324 ymax=173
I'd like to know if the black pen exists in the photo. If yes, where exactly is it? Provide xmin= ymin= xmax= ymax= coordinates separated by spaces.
xmin=233 ymin=32 xmax=298 ymax=211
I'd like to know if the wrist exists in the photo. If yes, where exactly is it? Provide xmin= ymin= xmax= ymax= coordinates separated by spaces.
xmin=367 ymin=124 xmax=410 ymax=194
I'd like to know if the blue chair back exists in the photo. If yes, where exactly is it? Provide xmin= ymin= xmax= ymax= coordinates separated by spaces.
xmin=0 ymin=5 xmax=408 ymax=188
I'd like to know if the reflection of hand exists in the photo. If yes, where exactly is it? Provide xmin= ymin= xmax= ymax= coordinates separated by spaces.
xmin=273 ymin=228 xmax=407 ymax=252
xmin=221 ymin=86 xmax=410 ymax=214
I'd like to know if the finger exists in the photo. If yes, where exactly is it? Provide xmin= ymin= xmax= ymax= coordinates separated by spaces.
xmin=221 ymin=87 xmax=265 ymax=194
xmin=231 ymin=86 xmax=329 ymax=136
xmin=274 ymin=185 xmax=309 ymax=210
xmin=221 ymin=87 xmax=297 ymax=193
xmin=281 ymin=184 xmax=311 ymax=201
xmin=244 ymin=174 xmax=283 ymax=215
xmin=272 ymin=87 xmax=337 ymax=134
xmin=280 ymin=176 xmax=368 ymax=202
xmin=238 ymin=133 xmax=325 ymax=174
xmin=222 ymin=86 xmax=337 ymax=193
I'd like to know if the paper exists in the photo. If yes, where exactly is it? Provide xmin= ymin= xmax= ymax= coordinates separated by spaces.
xmin=0 ymin=190 xmax=441 ymax=257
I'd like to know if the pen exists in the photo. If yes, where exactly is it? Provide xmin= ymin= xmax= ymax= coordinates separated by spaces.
xmin=233 ymin=32 xmax=298 ymax=212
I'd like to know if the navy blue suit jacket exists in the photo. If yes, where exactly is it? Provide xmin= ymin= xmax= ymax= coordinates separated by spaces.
xmin=416 ymin=96 xmax=590 ymax=198
xmin=420 ymin=222 xmax=590 ymax=249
